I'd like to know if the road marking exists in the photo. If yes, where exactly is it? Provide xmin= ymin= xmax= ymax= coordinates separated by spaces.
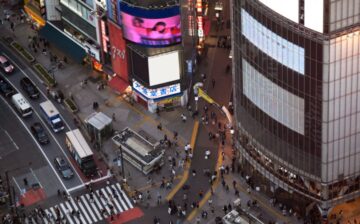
xmin=12 ymin=176 xmax=21 ymax=192
xmin=2 ymin=54 xmax=84 ymax=188
xmin=4 ymin=130 xmax=19 ymax=150
xmin=166 ymin=121 xmax=199 ymax=201
xmin=0 ymin=95 xmax=68 ymax=192
xmin=80 ymin=195 xmax=98 ymax=222
xmin=60 ymin=202 xmax=74 ymax=224
xmin=77 ymin=197 xmax=92 ymax=223
xmin=29 ymin=168 xmax=43 ymax=188
xmin=85 ymin=193 xmax=102 ymax=220
xmin=67 ymin=173 xmax=113 ymax=193
xmin=105 ymin=186 xmax=123 ymax=212
xmin=70 ymin=198 xmax=87 ymax=224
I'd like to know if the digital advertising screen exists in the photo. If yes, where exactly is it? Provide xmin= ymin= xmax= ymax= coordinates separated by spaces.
xmin=148 ymin=51 xmax=180 ymax=86
xmin=119 ymin=3 xmax=181 ymax=47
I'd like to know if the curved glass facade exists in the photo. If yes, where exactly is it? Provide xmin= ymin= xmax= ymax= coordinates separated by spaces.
xmin=232 ymin=0 xmax=360 ymax=208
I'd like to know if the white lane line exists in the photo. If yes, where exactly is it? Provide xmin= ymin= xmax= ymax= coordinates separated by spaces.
xmin=116 ymin=183 xmax=133 ymax=208
xmin=0 ymin=96 xmax=68 ymax=192
xmin=96 ymin=189 xmax=111 ymax=215
xmin=105 ymin=186 xmax=123 ymax=212
xmin=30 ymin=168 xmax=43 ymax=188
xmin=60 ymin=202 xmax=74 ymax=224
xmin=85 ymin=194 xmax=102 ymax=220
xmin=70 ymin=198 xmax=87 ymax=224
xmin=31 ymin=217 xmax=37 ymax=224
xmin=65 ymin=201 xmax=80 ymax=224
xmin=0 ymin=60 xmax=84 ymax=187
xmin=11 ymin=177 xmax=21 ymax=192
xmin=77 ymin=197 xmax=93 ymax=224
xmin=111 ymin=185 xmax=128 ymax=211
xmin=4 ymin=130 xmax=19 ymax=150
xmin=42 ymin=215 xmax=49 ymax=224
xmin=81 ymin=195 xmax=98 ymax=222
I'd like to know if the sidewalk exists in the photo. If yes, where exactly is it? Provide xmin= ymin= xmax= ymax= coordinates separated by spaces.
xmin=0 ymin=3 xmax=196 ymax=218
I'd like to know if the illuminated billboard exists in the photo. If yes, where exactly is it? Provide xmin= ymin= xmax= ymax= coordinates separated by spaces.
xmin=120 ymin=3 xmax=181 ymax=46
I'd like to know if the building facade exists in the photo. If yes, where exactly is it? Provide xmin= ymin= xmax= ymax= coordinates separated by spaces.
xmin=231 ymin=0 xmax=360 ymax=214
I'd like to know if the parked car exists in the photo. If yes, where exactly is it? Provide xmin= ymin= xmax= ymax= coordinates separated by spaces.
xmin=0 ymin=78 xmax=15 ymax=97
xmin=30 ymin=122 xmax=49 ymax=144
xmin=54 ymin=156 xmax=74 ymax=179
xmin=20 ymin=77 xmax=39 ymax=99
xmin=0 ymin=55 xmax=14 ymax=73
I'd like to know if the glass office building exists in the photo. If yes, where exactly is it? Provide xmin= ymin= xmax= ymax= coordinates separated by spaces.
xmin=231 ymin=0 xmax=360 ymax=214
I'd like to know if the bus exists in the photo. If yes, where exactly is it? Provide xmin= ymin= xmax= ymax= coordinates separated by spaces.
xmin=65 ymin=129 xmax=97 ymax=177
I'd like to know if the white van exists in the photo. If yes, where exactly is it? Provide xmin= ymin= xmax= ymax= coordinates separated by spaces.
xmin=11 ymin=93 xmax=32 ymax=117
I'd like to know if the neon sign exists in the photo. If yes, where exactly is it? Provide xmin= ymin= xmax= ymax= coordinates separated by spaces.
xmin=132 ymin=80 xmax=181 ymax=99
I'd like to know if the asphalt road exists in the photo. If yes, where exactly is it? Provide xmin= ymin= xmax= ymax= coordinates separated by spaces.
xmin=0 ymin=42 xmax=84 ymax=196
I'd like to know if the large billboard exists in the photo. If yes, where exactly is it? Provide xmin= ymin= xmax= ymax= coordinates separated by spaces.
xmin=108 ymin=20 xmax=128 ymax=81
xmin=120 ymin=3 xmax=181 ymax=47
xmin=148 ymin=51 xmax=180 ymax=86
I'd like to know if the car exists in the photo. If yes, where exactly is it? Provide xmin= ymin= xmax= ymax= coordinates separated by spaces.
xmin=30 ymin=122 xmax=49 ymax=144
xmin=20 ymin=77 xmax=39 ymax=99
xmin=0 ymin=55 xmax=14 ymax=73
xmin=54 ymin=156 xmax=74 ymax=179
xmin=0 ymin=78 xmax=15 ymax=97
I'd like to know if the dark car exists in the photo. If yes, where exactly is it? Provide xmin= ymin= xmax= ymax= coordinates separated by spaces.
xmin=20 ymin=77 xmax=39 ymax=99
xmin=54 ymin=156 xmax=74 ymax=179
xmin=0 ymin=78 xmax=15 ymax=97
xmin=30 ymin=122 xmax=49 ymax=144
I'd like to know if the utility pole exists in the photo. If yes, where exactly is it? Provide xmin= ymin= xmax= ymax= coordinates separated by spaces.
xmin=119 ymin=146 xmax=125 ymax=180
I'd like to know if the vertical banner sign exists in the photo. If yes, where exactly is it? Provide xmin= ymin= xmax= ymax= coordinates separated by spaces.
xmin=196 ymin=0 xmax=204 ymax=38
xmin=108 ymin=20 xmax=129 ymax=81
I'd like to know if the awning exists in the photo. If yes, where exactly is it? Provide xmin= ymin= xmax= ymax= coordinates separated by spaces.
xmin=108 ymin=76 xmax=129 ymax=94
xmin=24 ymin=4 xmax=45 ymax=26
xmin=38 ymin=23 xmax=87 ymax=64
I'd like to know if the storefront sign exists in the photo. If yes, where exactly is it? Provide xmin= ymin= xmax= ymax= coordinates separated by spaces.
xmin=133 ymin=80 xmax=181 ymax=99
xmin=101 ymin=20 xmax=109 ymax=53
xmin=196 ymin=0 xmax=203 ymax=38
xmin=108 ymin=20 xmax=128 ymax=82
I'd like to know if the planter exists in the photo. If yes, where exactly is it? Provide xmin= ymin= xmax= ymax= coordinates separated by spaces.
xmin=10 ymin=41 xmax=35 ymax=63
xmin=32 ymin=63 xmax=57 ymax=87
xmin=64 ymin=98 xmax=78 ymax=113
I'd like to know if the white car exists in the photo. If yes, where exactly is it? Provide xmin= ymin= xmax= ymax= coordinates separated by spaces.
xmin=0 ymin=55 xmax=14 ymax=73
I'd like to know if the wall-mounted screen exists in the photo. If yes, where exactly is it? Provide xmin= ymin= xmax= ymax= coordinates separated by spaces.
xmin=148 ymin=51 xmax=180 ymax=86
xmin=121 ymin=12 xmax=181 ymax=46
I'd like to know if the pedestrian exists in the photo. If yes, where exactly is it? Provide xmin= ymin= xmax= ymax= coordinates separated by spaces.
xmin=192 ymin=169 xmax=196 ymax=176
xmin=181 ymin=113 xmax=187 ymax=123
xmin=23 ymin=178 xmax=28 ymax=186
xmin=205 ymin=149 xmax=211 ymax=159
xmin=173 ymin=131 xmax=178 ymax=140
xmin=157 ymin=123 xmax=162 ymax=130
xmin=212 ymin=79 xmax=216 ymax=88
xmin=112 ymin=113 xmax=116 ymax=121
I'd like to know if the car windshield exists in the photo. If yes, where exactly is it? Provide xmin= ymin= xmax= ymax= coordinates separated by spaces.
xmin=3 ymin=61 xmax=10 ymax=67
xmin=61 ymin=168 xmax=73 ymax=177
xmin=54 ymin=121 xmax=64 ymax=129
xmin=38 ymin=130 xmax=46 ymax=138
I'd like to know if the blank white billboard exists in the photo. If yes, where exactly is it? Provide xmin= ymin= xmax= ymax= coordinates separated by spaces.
xmin=259 ymin=0 xmax=299 ymax=23
xmin=304 ymin=0 xmax=324 ymax=33
xmin=148 ymin=51 xmax=180 ymax=86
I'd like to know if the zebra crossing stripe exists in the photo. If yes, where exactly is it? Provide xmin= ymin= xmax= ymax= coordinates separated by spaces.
xmin=116 ymin=183 xmax=134 ymax=209
xmin=111 ymin=185 xmax=129 ymax=211
xmin=85 ymin=193 xmax=103 ymax=220
xmin=92 ymin=192 xmax=108 ymax=218
xmin=42 ymin=216 xmax=49 ymax=224
xmin=96 ymin=190 xmax=110 ymax=214
xmin=77 ymin=197 xmax=93 ymax=223
xmin=80 ymin=195 xmax=98 ymax=222
xmin=49 ymin=207 xmax=58 ymax=220
xmin=44 ymin=209 xmax=53 ymax=222
xmin=105 ymin=186 xmax=124 ymax=212
xmin=70 ymin=198 xmax=87 ymax=224
xmin=65 ymin=201 xmax=81 ymax=224
xmin=60 ymin=202 xmax=74 ymax=224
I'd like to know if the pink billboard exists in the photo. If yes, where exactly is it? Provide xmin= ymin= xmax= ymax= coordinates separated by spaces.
xmin=121 ymin=12 xmax=181 ymax=46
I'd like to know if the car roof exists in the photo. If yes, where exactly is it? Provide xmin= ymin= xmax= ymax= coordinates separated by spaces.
xmin=32 ymin=122 xmax=43 ymax=130
xmin=55 ymin=156 xmax=66 ymax=164
xmin=0 ymin=56 xmax=7 ymax=63
xmin=21 ymin=77 xmax=31 ymax=83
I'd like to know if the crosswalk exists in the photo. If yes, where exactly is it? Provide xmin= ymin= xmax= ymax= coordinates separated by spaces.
xmin=25 ymin=183 xmax=133 ymax=224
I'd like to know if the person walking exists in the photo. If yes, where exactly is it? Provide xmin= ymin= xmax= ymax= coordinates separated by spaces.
xmin=181 ymin=113 xmax=187 ymax=123
xmin=212 ymin=79 xmax=216 ymax=88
